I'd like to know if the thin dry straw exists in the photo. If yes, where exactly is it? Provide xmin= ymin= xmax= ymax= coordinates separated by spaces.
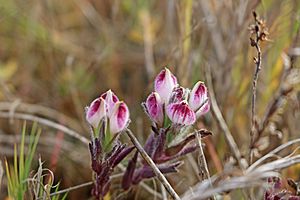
xmin=126 ymin=129 xmax=181 ymax=200
xmin=182 ymin=143 xmax=300 ymax=200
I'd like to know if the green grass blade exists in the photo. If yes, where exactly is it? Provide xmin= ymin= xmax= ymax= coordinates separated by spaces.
xmin=24 ymin=126 xmax=40 ymax=180
xmin=5 ymin=159 xmax=13 ymax=196
xmin=19 ymin=122 xmax=26 ymax=183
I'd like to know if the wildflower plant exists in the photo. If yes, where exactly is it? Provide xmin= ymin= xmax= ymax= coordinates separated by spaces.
xmin=86 ymin=68 xmax=211 ymax=199
xmin=122 ymin=68 xmax=211 ymax=190
xmin=86 ymin=90 xmax=134 ymax=199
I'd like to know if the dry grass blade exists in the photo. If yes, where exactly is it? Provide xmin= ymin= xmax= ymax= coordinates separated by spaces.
xmin=182 ymin=159 xmax=298 ymax=200
xmin=247 ymin=138 xmax=300 ymax=172
xmin=126 ymin=129 xmax=181 ymax=200
xmin=182 ymin=141 xmax=300 ymax=200
xmin=204 ymin=64 xmax=246 ymax=170
xmin=0 ymin=111 xmax=90 ymax=145
xmin=0 ymin=160 xmax=3 ymax=190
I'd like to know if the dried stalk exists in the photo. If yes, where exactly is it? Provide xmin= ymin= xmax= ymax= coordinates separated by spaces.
xmin=0 ymin=111 xmax=90 ymax=145
xmin=249 ymin=11 xmax=269 ymax=163
xmin=0 ymin=101 xmax=84 ymax=132
xmin=196 ymin=132 xmax=215 ymax=200
xmin=126 ymin=129 xmax=181 ymax=200
xmin=205 ymin=64 xmax=246 ymax=170
xmin=196 ymin=133 xmax=211 ymax=181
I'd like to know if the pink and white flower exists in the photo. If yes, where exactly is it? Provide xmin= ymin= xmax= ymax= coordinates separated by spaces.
xmin=101 ymin=90 xmax=119 ymax=117
xmin=166 ymin=100 xmax=196 ymax=125
xmin=86 ymin=97 xmax=106 ymax=128
xmin=145 ymin=92 xmax=164 ymax=126
xmin=154 ymin=68 xmax=178 ymax=103
xmin=87 ymin=90 xmax=130 ymax=134
xmin=189 ymin=81 xmax=208 ymax=111
xmin=109 ymin=101 xmax=130 ymax=134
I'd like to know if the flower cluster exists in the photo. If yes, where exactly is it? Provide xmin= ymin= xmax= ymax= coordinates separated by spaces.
xmin=122 ymin=68 xmax=211 ymax=189
xmin=143 ymin=68 xmax=210 ymax=128
xmin=86 ymin=90 xmax=129 ymax=136
xmin=86 ymin=90 xmax=133 ymax=199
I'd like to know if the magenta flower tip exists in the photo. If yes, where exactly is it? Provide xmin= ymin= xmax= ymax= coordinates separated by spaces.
xmin=110 ymin=101 xmax=130 ymax=134
xmin=145 ymin=92 xmax=164 ymax=126
xmin=166 ymin=100 xmax=196 ymax=125
xmin=154 ymin=68 xmax=178 ymax=103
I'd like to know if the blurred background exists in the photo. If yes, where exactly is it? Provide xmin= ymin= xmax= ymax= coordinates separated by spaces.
xmin=0 ymin=0 xmax=300 ymax=199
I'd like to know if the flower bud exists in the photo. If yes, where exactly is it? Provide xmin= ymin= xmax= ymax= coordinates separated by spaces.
xmin=145 ymin=92 xmax=164 ymax=126
xmin=101 ymin=90 xmax=119 ymax=117
xmin=86 ymin=97 xmax=106 ymax=128
xmin=109 ymin=101 xmax=130 ymax=134
xmin=169 ymin=86 xmax=186 ymax=104
xmin=166 ymin=100 xmax=196 ymax=125
xmin=154 ymin=68 xmax=178 ymax=103
xmin=189 ymin=81 xmax=209 ymax=111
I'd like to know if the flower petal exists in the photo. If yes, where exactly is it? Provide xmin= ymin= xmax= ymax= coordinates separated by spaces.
xmin=86 ymin=97 xmax=106 ymax=128
xmin=195 ymin=99 xmax=210 ymax=118
xmin=154 ymin=68 xmax=178 ymax=103
xmin=189 ymin=81 xmax=208 ymax=111
xmin=169 ymin=86 xmax=186 ymax=104
xmin=109 ymin=101 xmax=130 ymax=134
xmin=101 ymin=89 xmax=119 ymax=117
xmin=145 ymin=92 xmax=164 ymax=126
xmin=166 ymin=100 xmax=196 ymax=125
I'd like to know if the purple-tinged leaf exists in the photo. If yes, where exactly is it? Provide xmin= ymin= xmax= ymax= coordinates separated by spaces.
xmin=153 ymin=129 xmax=167 ymax=161
xmin=164 ymin=134 xmax=196 ymax=157
xmin=112 ymin=146 xmax=135 ymax=168
xmin=157 ymin=144 xmax=198 ymax=163
xmin=143 ymin=132 xmax=157 ymax=157
xmin=164 ymin=129 xmax=211 ymax=158
xmin=132 ymin=161 xmax=182 ymax=184
xmin=122 ymin=151 xmax=138 ymax=190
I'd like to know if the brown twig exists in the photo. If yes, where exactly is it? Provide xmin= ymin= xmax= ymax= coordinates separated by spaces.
xmin=249 ymin=11 xmax=269 ymax=163
xmin=126 ymin=129 xmax=181 ymax=200
xmin=195 ymin=132 xmax=215 ymax=200
xmin=204 ymin=64 xmax=246 ymax=170
xmin=252 ymin=22 xmax=300 ymax=149
xmin=196 ymin=132 xmax=211 ymax=182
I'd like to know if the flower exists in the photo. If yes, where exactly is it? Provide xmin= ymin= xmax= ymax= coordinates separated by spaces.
xmin=86 ymin=97 xmax=106 ymax=128
xmin=145 ymin=92 xmax=164 ymax=126
xmin=154 ymin=68 xmax=178 ymax=103
xmin=109 ymin=101 xmax=130 ymax=134
xmin=166 ymin=100 xmax=196 ymax=125
xmin=189 ymin=81 xmax=208 ymax=111
xmin=169 ymin=86 xmax=186 ymax=104
xmin=100 ymin=90 xmax=119 ymax=117
xmin=86 ymin=90 xmax=130 ymax=134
